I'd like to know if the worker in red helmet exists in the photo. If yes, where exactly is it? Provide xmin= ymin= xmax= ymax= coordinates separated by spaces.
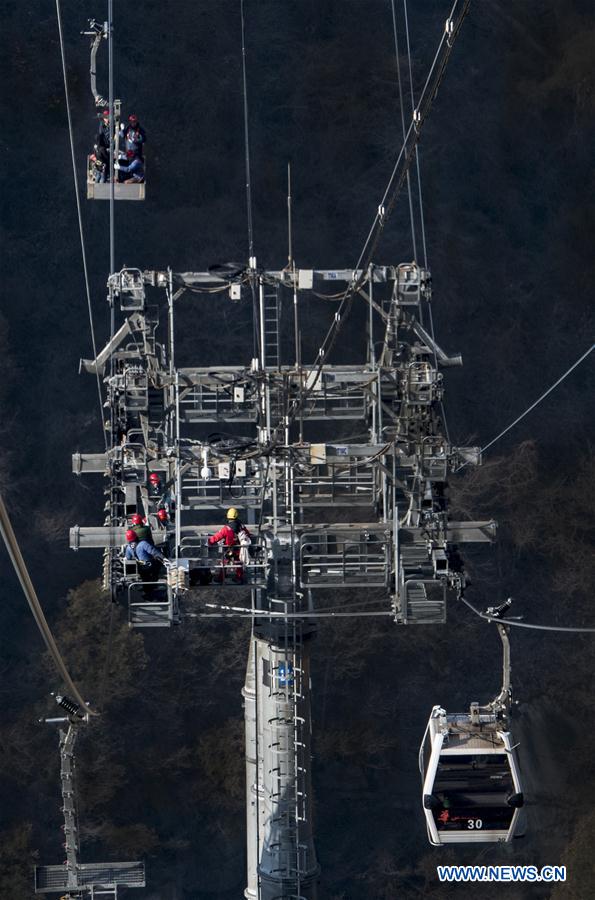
xmin=208 ymin=508 xmax=251 ymax=584
xmin=156 ymin=508 xmax=168 ymax=524
xmin=129 ymin=512 xmax=153 ymax=544
xmin=120 ymin=112 xmax=146 ymax=160
xmin=148 ymin=472 xmax=161 ymax=497
xmin=125 ymin=527 xmax=166 ymax=590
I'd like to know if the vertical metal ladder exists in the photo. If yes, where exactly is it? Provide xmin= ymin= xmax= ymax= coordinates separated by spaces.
xmin=263 ymin=288 xmax=281 ymax=369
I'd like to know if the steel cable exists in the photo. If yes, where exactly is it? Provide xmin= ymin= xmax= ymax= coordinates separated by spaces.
xmin=0 ymin=494 xmax=96 ymax=716
xmin=461 ymin=596 xmax=595 ymax=634
xmin=280 ymin=0 xmax=471 ymax=436
xmin=479 ymin=343 xmax=595 ymax=456
xmin=55 ymin=0 xmax=108 ymax=452
xmin=403 ymin=0 xmax=429 ymax=270
xmin=390 ymin=0 xmax=417 ymax=261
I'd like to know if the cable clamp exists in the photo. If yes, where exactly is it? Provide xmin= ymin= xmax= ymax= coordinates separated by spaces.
xmin=445 ymin=17 xmax=454 ymax=45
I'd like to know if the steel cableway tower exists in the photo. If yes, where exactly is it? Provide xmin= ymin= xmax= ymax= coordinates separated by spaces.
xmin=66 ymin=1 xmax=496 ymax=894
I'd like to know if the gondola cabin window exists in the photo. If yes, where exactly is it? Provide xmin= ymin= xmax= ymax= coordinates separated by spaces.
xmin=432 ymin=753 xmax=515 ymax=832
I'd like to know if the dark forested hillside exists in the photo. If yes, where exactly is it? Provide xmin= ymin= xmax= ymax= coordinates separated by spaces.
xmin=1 ymin=1 xmax=594 ymax=897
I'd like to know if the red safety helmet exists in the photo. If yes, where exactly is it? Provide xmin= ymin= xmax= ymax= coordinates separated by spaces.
xmin=126 ymin=149 xmax=135 ymax=159
xmin=125 ymin=529 xmax=138 ymax=543
xmin=156 ymin=508 xmax=168 ymax=522
xmin=128 ymin=113 xmax=138 ymax=124
xmin=101 ymin=108 xmax=110 ymax=118
xmin=130 ymin=513 xmax=144 ymax=526
xmin=148 ymin=472 xmax=160 ymax=485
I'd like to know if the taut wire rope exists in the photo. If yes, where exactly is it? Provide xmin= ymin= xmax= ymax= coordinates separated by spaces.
xmin=390 ymin=0 xmax=417 ymax=261
xmin=280 ymin=0 xmax=470 ymax=436
xmin=55 ymin=0 xmax=107 ymax=452
xmin=400 ymin=0 xmax=452 ymax=440
xmin=403 ymin=0 xmax=428 ymax=269
xmin=460 ymin=596 xmax=595 ymax=634
xmin=457 ymin=343 xmax=595 ymax=466
xmin=0 ymin=494 xmax=96 ymax=716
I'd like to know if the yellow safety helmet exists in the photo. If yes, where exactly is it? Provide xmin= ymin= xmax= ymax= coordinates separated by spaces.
xmin=226 ymin=507 xmax=239 ymax=520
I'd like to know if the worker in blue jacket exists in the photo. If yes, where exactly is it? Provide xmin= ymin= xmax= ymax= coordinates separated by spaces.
xmin=125 ymin=529 xmax=166 ymax=585
xmin=114 ymin=153 xmax=145 ymax=184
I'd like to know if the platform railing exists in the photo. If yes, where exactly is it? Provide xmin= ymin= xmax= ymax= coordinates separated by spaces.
xmin=299 ymin=532 xmax=388 ymax=587
xmin=178 ymin=383 xmax=257 ymax=421
xmin=178 ymin=538 xmax=268 ymax=586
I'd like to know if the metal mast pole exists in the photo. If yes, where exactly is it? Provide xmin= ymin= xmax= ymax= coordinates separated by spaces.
xmin=108 ymin=0 xmax=115 ymax=276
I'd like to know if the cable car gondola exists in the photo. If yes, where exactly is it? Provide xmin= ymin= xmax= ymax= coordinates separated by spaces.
xmin=419 ymin=617 xmax=524 ymax=844
xmin=82 ymin=19 xmax=146 ymax=201
xmin=419 ymin=704 xmax=523 ymax=844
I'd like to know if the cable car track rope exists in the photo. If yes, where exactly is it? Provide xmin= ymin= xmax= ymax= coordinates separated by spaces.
xmin=453 ymin=342 xmax=595 ymax=469
xmin=389 ymin=0 xmax=451 ymax=449
xmin=461 ymin=596 xmax=595 ymax=634
xmin=0 ymin=494 xmax=97 ymax=716
xmin=281 ymin=0 xmax=471 ymax=436
xmin=390 ymin=0 xmax=417 ymax=262
xmin=479 ymin=343 xmax=595 ymax=456
xmin=55 ymin=0 xmax=107 ymax=453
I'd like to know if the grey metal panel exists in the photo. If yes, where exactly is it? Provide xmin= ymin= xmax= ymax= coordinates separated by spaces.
xmin=72 ymin=452 xmax=108 ymax=474
xmin=34 ymin=861 xmax=145 ymax=892
xmin=176 ymin=266 xmax=395 ymax=287
xmin=446 ymin=521 xmax=497 ymax=543
xmin=87 ymin=182 xmax=145 ymax=200
xmin=398 ymin=522 xmax=497 ymax=544
xmin=69 ymin=526 xmax=168 ymax=549
xmin=79 ymin=315 xmax=143 ymax=375
xmin=129 ymin=602 xmax=173 ymax=627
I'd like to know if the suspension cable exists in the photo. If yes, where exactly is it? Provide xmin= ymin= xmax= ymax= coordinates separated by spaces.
xmin=390 ymin=0 xmax=417 ymax=261
xmin=280 ymin=0 xmax=470 ymax=436
xmin=55 ymin=0 xmax=107 ymax=453
xmin=479 ymin=343 xmax=595 ymax=457
xmin=460 ymin=596 xmax=595 ymax=634
xmin=0 ymin=494 xmax=97 ymax=716
xmin=403 ymin=0 xmax=428 ymax=269
xmin=403 ymin=0 xmax=452 ymax=442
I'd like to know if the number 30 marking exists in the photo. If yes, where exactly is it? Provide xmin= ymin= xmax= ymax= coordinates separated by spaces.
xmin=467 ymin=819 xmax=483 ymax=829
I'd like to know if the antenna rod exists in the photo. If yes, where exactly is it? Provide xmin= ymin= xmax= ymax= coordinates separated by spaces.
xmin=108 ymin=0 xmax=115 ymax=275
xmin=240 ymin=0 xmax=255 ymax=262
xmin=287 ymin=162 xmax=293 ymax=268
xmin=288 ymin=163 xmax=303 ymax=439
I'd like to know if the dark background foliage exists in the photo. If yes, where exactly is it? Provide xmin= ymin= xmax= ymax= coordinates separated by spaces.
xmin=1 ymin=1 xmax=594 ymax=897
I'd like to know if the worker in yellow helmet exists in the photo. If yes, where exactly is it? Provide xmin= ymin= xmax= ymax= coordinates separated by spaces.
xmin=208 ymin=508 xmax=251 ymax=584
